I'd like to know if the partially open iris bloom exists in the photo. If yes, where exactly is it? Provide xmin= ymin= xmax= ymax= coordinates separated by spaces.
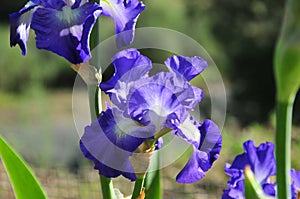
xmin=9 ymin=0 xmax=145 ymax=64
xmin=222 ymin=140 xmax=300 ymax=199
xmin=80 ymin=48 xmax=222 ymax=183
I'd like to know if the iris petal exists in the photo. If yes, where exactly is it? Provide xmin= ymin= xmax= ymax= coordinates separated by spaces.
xmin=101 ymin=0 xmax=145 ymax=47
xmin=80 ymin=107 xmax=155 ymax=180
xmin=165 ymin=55 xmax=208 ymax=81
xmin=100 ymin=48 xmax=152 ymax=108
xmin=175 ymin=119 xmax=221 ymax=184
xmin=9 ymin=1 xmax=39 ymax=55
xmin=31 ymin=2 xmax=101 ymax=64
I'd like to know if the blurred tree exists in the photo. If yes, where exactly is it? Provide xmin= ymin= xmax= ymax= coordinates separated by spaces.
xmin=0 ymin=0 xmax=27 ymax=22
xmin=207 ymin=0 xmax=285 ymax=126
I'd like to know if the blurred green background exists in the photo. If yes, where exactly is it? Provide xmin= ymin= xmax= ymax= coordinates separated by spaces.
xmin=0 ymin=0 xmax=300 ymax=198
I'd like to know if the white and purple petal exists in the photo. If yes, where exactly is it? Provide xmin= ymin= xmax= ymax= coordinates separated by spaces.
xmin=100 ymin=48 xmax=152 ymax=108
xmin=30 ymin=2 xmax=101 ymax=64
xmin=145 ymin=72 xmax=204 ymax=110
xmin=165 ymin=55 xmax=208 ymax=81
xmin=101 ymin=0 xmax=145 ymax=47
xmin=9 ymin=1 xmax=40 ymax=55
xmin=175 ymin=119 xmax=222 ymax=184
xmin=80 ymin=107 xmax=155 ymax=180
xmin=127 ymin=73 xmax=187 ymax=131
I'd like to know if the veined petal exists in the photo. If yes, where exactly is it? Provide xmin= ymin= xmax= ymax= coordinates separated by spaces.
xmin=127 ymin=73 xmax=187 ymax=131
xmin=176 ymin=149 xmax=210 ymax=183
xmin=175 ymin=119 xmax=222 ymax=184
xmin=173 ymin=115 xmax=201 ymax=148
xmin=31 ymin=2 xmax=101 ymax=64
xmin=198 ymin=120 xmax=222 ymax=163
xmin=144 ymin=72 xmax=204 ymax=110
xmin=100 ymin=48 xmax=152 ymax=108
xmin=80 ymin=107 xmax=155 ymax=180
xmin=101 ymin=0 xmax=145 ymax=47
xmin=9 ymin=1 xmax=40 ymax=55
xmin=165 ymin=55 xmax=208 ymax=81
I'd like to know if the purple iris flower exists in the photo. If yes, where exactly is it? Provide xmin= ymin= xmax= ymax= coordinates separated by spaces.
xmin=101 ymin=0 xmax=145 ymax=47
xmin=81 ymin=48 xmax=222 ymax=183
xmin=10 ymin=0 xmax=145 ymax=63
xmin=222 ymin=140 xmax=276 ymax=199
xmin=10 ymin=0 xmax=101 ymax=64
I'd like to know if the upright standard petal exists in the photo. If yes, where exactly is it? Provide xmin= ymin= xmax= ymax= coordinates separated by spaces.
xmin=165 ymin=55 xmax=208 ymax=81
xmin=127 ymin=72 xmax=190 ymax=131
xmin=100 ymin=48 xmax=152 ymax=108
xmin=176 ymin=119 xmax=222 ymax=183
xmin=80 ymin=107 xmax=155 ymax=181
xmin=31 ymin=2 xmax=101 ymax=64
xmin=9 ymin=1 xmax=40 ymax=55
xmin=101 ymin=0 xmax=145 ymax=47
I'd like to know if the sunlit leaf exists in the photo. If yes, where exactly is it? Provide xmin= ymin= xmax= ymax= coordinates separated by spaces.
xmin=0 ymin=136 xmax=47 ymax=199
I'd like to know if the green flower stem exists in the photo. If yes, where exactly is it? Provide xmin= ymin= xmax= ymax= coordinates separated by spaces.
xmin=88 ymin=2 xmax=114 ymax=196
xmin=275 ymin=99 xmax=294 ymax=199
xmin=131 ymin=177 xmax=146 ymax=199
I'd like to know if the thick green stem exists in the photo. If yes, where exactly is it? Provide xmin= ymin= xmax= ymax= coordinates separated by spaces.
xmin=131 ymin=177 xmax=145 ymax=199
xmin=275 ymin=100 xmax=294 ymax=199
xmin=88 ymin=1 xmax=115 ymax=198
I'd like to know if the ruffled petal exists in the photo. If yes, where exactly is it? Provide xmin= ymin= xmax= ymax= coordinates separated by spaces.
xmin=9 ymin=1 xmax=40 ymax=55
xmin=165 ymin=55 xmax=208 ymax=81
xmin=175 ymin=119 xmax=221 ymax=184
xmin=80 ymin=107 xmax=155 ymax=180
xmin=31 ymin=2 xmax=101 ymax=64
xmin=101 ymin=0 xmax=145 ymax=47
xmin=222 ymin=181 xmax=245 ymax=199
xmin=127 ymin=73 xmax=187 ymax=131
xmin=198 ymin=120 xmax=222 ymax=163
xmin=176 ymin=149 xmax=210 ymax=183
xmin=173 ymin=115 xmax=201 ymax=148
xmin=100 ymin=48 xmax=152 ymax=108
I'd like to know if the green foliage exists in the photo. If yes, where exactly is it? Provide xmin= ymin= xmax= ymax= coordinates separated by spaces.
xmin=0 ymin=136 xmax=47 ymax=199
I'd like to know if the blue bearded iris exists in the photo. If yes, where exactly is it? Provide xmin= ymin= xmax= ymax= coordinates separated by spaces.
xmin=222 ymin=140 xmax=300 ymax=199
xmin=9 ymin=0 xmax=145 ymax=64
xmin=80 ymin=48 xmax=222 ymax=183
